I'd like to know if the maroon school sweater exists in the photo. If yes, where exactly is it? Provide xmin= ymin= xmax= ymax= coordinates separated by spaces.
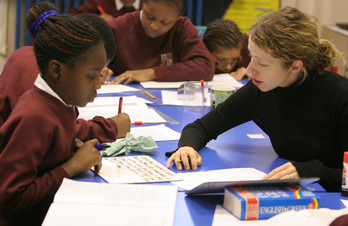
xmin=0 ymin=87 xmax=74 ymax=225
xmin=239 ymin=33 xmax=251 ymax=68
xmin=107 ymin=10 xmax=215 ymax=81
xmin=68 ymin=0 xmax=142 ymax=18
xmin=0 ymin=46 xmax=117 ymax=142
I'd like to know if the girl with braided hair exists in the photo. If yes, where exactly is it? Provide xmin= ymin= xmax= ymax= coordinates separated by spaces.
xmin=0 ymin=2 xmax=108 ymax=225
xmin=0 ymin=12 xmax=131 ymax=140
xmin=203 ymin=19 xmax=251 ymax=80
xmin=166 ymin=7 xmax=348 ymax=193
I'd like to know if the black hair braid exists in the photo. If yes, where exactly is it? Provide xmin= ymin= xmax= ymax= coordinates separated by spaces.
xmin=203 ymin=19 xmax=243 ymax=52
xmin=76 ymin=13 xmax=116 ymax=62
xmin=26 ymin=2 xmax=103 ymax=74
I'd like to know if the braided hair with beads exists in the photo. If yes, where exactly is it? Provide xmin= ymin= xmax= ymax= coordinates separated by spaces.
xmin=26 ymin=2 xmax=104 ymax=76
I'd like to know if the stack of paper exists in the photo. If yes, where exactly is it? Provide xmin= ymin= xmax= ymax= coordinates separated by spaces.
xmin=173 ymin=168 xmax=317 ymax=195
xmin=173 ymin=168 xmax=266 ymax=194
xmin=78 ymin=95 xmax=166 ymax=124
xmin=42 ymin=179 xmax=178 ymax=226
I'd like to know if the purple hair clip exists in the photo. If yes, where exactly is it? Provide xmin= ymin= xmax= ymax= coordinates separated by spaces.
xmin=30 ymin=10 xmax=58 ymax=37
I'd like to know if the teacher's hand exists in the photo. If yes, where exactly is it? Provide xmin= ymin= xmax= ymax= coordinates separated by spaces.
xmin=263 ymin=162 xmax=299 ymax=180
xmin=166 ymin=146 xmax=202 ymax=170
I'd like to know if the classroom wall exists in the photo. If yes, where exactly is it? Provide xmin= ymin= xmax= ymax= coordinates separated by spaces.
xmin=1 ymin=0 xmax=348 ymax=73
xmin=0 ymin=0 xmax=16 ymax=74
xmin=281 ymin=0 xmax=348 ymax=30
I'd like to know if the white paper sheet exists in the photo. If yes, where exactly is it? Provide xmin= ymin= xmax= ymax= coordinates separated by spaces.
xmin=341 ymin=199 xmax=348 ymax=208
xmin=42 ymin=179 xmax=178 ymax=226
xmin=130 ymin=124 xmax=181 ymax=141
xmin=98 ymin=84 xmax=140 ymax=94
xmin=78 ymin=105 xmax=166 ymax=124
xmin=206 ymin=73 xmax=244 ymax=89
xmin=140 ymin=81 xmax=183 ymax=89
xmin=173 ymin=168 xmax=266 ymax=191
xmin=78 ymin=96 xmax=166 ymax=124
xmin=87 ymin=95 xmax=151 ymax=107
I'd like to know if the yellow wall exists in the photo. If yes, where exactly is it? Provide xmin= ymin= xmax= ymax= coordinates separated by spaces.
xmin=223 ymin=0 xmax=279 ymax=34
xmin=0 ymin=0 xmax=16 ymax=74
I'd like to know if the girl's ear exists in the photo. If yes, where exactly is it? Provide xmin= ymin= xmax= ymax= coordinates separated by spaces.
xmin=48 ymin=60 xmax=63 ymax=81
xmin=290 ymin=60 xmax=303 ymax=74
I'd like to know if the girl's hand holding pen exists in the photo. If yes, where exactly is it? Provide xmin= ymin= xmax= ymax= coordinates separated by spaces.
xmin=110 ymin=113 xmax=131 ymax=138
xmin=61 ymin=139 xmax=102 ymax=177
xmin=166 ymin=146 xmax=202 ymax=171
xmin=111 ymin=68 xmax=156 ymax=84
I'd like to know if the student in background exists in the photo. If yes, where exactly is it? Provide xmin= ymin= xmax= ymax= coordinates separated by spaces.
xmin=203 ymin=19 xmax=250 ymax=80
xmin=109 ymin=0 xmax=215 ymax=84
xmin=166 ymin=7 xmax=348 ymax=192
xmin=0 ymin=13 xmax=131 ymax=141
xmin=68 ymin=0 xmax=142 ymax=21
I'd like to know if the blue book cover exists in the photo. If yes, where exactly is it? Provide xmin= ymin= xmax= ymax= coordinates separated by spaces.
xmin=223 ymin=184 xmax=319 ymax=220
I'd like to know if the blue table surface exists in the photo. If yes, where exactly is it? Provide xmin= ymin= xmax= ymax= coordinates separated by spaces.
xmin=75 ymin=82 xmax=346 ymax=226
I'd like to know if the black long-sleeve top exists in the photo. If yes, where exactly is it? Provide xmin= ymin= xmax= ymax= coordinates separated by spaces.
xmin=177 ymin=71 xmax=348 ymax=192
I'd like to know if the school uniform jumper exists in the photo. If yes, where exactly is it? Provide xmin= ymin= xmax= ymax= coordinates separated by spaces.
xmin=177 ymin=71 xmax=348 ymax=192
xmin=107 ymin=10 xmax=215 ymax=81
xmin=0 ymin=84 xmax=75 ymax=225
xmin=0 ymin=46 xmax=118 ymax=142
xmin=68 ymin=0 xmax=142 ymax=18
xmin=238 ymin=33 xmax=251 ymax=69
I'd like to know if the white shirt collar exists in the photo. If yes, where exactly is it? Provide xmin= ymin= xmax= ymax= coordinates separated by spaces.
xmin=115 ymin=0 xmax=140 ymax=10
xmin=34 ymin=74 xmax=71 ymax=107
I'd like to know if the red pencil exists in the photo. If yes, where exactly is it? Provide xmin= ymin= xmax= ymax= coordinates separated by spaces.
xmin=97 ymin=5 xmax=106 ymax=15
xmin=118 ymin=97 xmax=123 ymax=114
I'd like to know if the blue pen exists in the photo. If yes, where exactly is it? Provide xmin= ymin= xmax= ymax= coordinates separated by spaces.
xmin=95 ymin=144 xmax=111 ymax=151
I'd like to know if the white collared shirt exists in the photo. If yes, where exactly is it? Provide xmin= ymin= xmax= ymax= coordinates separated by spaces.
xmin=115 ymin=0 xmax=140 ymax=10
xmin=34 ymin=74 xmax=72 ymax=107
